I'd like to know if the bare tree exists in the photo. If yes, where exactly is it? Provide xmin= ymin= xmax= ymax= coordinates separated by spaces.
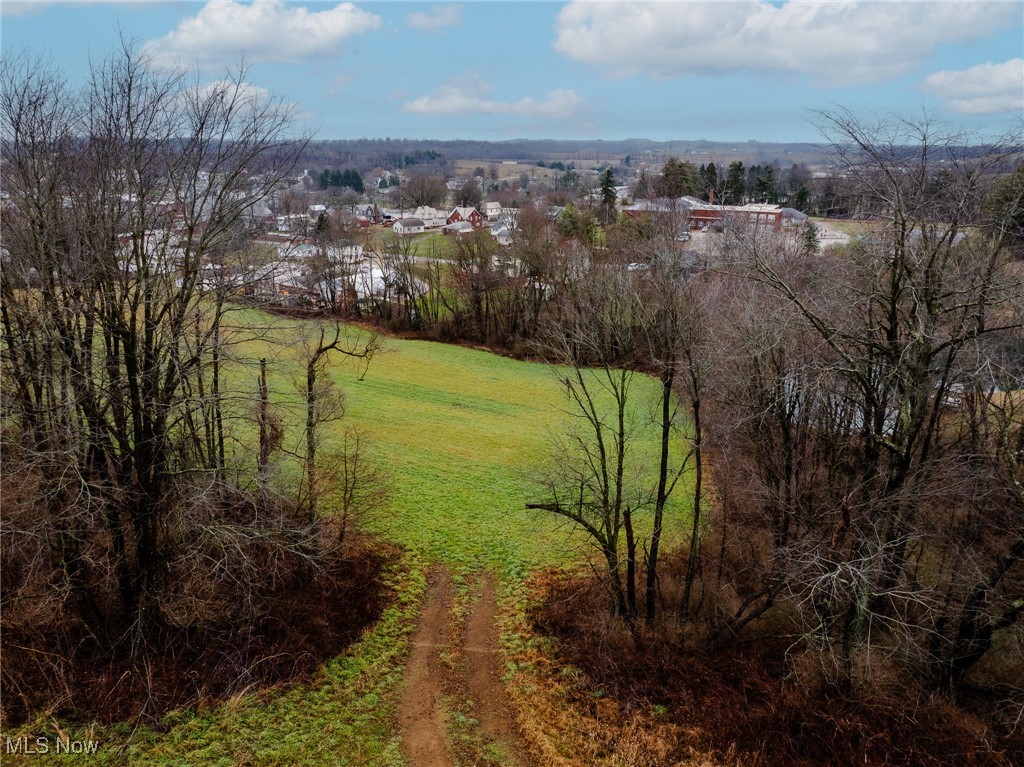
xmin=297 ymin=322 xmax=380 ymax=519
xmin=398 ymin=173 xmax=448 ymax=209
xmin=330 ymin=426 xmax=391 ymax=548
xmin=636 ymin=254 xmax=715 ymax=625
xmin=0 ymin=42 xmax=304 ymax=644
xmin=528 ymin=251 xmax=702 ymax=623
xmin=710 ymin=110 xmax=1024 ymax=689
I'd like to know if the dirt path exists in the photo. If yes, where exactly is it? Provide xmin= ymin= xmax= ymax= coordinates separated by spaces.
xmin=464 ymin=576 xmax=528 ymax=767
xmin=398 ymin=567 xmax=455 ymax=767
xmin=398 ymin=567 xmax=528 ymax=767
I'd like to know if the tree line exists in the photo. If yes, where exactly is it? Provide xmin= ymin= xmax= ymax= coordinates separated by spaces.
xmin=525 ymin=110 xmax=1024 ymax=711
xmin=0 ymin=45 xmax=382 ymax=721
xmin=319 ymin=167 xmax=365 ymax=193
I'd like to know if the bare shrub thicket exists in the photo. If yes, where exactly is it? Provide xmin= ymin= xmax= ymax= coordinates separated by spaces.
xmin=0 ymin=46 xmax=386 ymax=723
xmin=707 ymin=112 xmax=1024 ymax=693
xmin=528 ymin=111 xmax=1024 ymax=762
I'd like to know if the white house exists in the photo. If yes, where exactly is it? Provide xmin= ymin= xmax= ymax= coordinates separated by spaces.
xmin=314 ymin=256 xmax=428 ymax=305
xmin=288 ymin=242 xmax=365 ymax=262
xmin=410 ymin=206 xmax=446 ymax=228
xmin=483 ymin=201 xmax=502 ymax=220
xmin=443 ymin=221 xmax=475 ymax=237
xmin=490 ymin=221 xmax=513 ymax=246
xmin=274 ymin=213 xmax=308 ymax=233
xmin=394 ymin=218 xmax=425 ymax=236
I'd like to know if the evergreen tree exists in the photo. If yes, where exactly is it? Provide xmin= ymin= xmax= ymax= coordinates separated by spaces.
xmin=556 ymin=204 xmax=600 ymax=245
xmin=723 ymin=161 xmax=745 ymax=205
xmin=658 ymin=157 xmax=699 ymax=198
xmin=599 ymin=169 xmax=617 ymax=225
xmin=702 ymin=162 xmax=719 ymax=202
xmin=336 ymin=169 xmax=364 ymax=194
xmin=617 ymin=211 xmax=654 ymax=240
xmin=753 ymin=165 xmax=778 ymax=203
xmin=746 ymin=164 xmax=762 ymax=197
xmin=986 ymin=163 xmax=1024 ymax=248
xmin=794 ymin=185 xmax=811 ymax=211
xmin=802 ymin=220 xmax=819 ymax=253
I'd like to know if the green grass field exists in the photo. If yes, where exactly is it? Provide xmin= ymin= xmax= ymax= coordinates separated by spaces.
xmin=222 ymin=310 xmax=689 ymax=574
xmin=9 ymin=310 xmax=693 ymax=766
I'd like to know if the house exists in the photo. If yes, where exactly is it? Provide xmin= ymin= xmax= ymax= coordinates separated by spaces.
xmin=443 ymin=221 xmax=476 ymax=237
xmin=490 ymin=212 xmax=519 ymax=246
xmin=359 ymin=203 xmax=383 ymax=225
xmin=289 ymin=242 xmax=365 ymax=262
xmin=394 ymin=218 xmax=425 ymax=236
xmin=490 ymin=220 xmax=513 ymax=246
xmin=340 ymin=203 xmax=383 ymax=225
xmin=315 ymin=256 xmax=428 ymax=306
xmin=447 ymin=206 xmax=485 ymax=230
xmin=242 ymin=200 xmax=273 ymax=229
xmin=274 ymin=213 xmax=309 ymax=233
xmin=781 ymin=207 xmax=809 ymax=227
xmin=483 ymin=201 xmax=502 ymax=221
xmin=410 ymin=206 xmax=446 ymax=228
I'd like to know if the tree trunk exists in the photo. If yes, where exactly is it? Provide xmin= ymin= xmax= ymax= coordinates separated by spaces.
xmin=681 ymin=388 xmax=703 ymax=622
xmin=646 ymin=364 xmax=675 ymax=623
xmin=306 ymin=356 xmax=318 ymax=520
xmin=258 ymin=357 xmax=270 ymax=482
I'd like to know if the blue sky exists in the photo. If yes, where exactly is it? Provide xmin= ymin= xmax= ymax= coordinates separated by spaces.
xmin=3 ymin=1 xmax=1022 ymax=142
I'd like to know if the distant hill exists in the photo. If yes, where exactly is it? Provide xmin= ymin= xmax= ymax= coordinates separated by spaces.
xmin=300 ymin=137 xmax=835 ymax=173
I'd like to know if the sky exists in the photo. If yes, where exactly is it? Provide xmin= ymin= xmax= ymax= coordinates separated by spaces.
xmin=3 ymin=1 xmax=1022 ymax=143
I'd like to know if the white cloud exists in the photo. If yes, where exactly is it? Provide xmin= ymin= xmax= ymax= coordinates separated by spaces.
xmin=194 ymin=79 xmax=273 ymax=107
xmin=407 ymin=4 xmax=460 ymax=31
xmin=146 ymin=0 xmax=380 ymax=68
xmin=2 ymin=2 xmax=49 ymax=16
xmin=553 ymin=1 xmax=1017 ymax=85
xmin=403 ymin=72 xmax=585 ymax=119
xmin=922 ymin=59 xmax=1024 ymax=115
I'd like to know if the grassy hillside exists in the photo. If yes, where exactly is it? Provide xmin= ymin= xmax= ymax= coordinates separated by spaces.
xmin=238 ymin=312 xmax=688 ymax=573
xmin=9 ymin=311 xmax=690 ymax=766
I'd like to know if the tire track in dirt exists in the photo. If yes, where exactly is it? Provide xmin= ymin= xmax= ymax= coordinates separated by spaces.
xmin=398 ymin=567 xmax=455 ymax=767
xmin=399 ymin=566 xmax=530 ymax=767
xmin=464 ymin=574 xmax=529 ymax=767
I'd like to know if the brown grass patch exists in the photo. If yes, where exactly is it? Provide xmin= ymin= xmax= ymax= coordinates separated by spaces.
xmin=518 ymin=567 xmax=1024 ymax=767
